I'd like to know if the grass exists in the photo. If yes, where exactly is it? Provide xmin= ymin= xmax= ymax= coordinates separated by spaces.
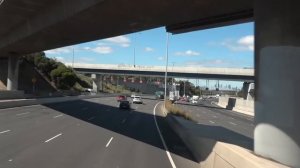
xmin=164 ymin=100 xmax=193 ymax=121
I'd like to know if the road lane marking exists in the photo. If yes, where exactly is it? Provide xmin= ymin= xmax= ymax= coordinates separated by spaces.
xmin=16 ymin=112 xmax=30 ymax=116
xmin=45 ymin=133 xmax=62 ymax=143
xmin=121 ymin=118 xmax=127 ymax=124
xmin=53 ymin=114 xmax=63 ymax=118
xmin=8 ymin=159 xmax=13 ymax=162
xmin=0 ymin=130 xmax=10 ymax=134
xmin=213 ymin=115 xmax=217 ymax=118
xmin=0 ymin=104 xmax=39 ymax=111
xmin=153 ymin=102 xmax=177 ymax=168
xmin=209 ymin=120 xmax=215 ymax=124
xmin=106 ymin=137 xmax=113 ymax=147
xmin=229 ymin=122 xmax=237 ymax=126
xmin=88 ymin=117 xmax=95 ymax=121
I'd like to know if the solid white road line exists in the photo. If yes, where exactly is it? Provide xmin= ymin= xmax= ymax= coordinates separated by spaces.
xmin=45 ymin=133 xmax=62 ymax=143
xmin=229 ymin=122 xmax=237 ymax=126
xmin=106 ymin=137 xmax=113 ymax=147
xmin=53 ymin=114 xmax=63 ymax=118
xmin=0 ymin=130 xmax=10 ymax=134
xmin=16 ymin=112 xmax=30 ymax=116
xmin=153 ymin=102 xmax=177 ymax=168
xmin=209 ymin=120 xmax=215 ymax=124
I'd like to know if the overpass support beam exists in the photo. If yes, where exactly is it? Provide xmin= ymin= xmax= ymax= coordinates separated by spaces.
xmin=242 ymin=82 xmax=254 ymax=100
xmin=7 ymin=55 xmax=20 ymax=91
xmin=254 ymin=1 xmax=300 ymax=167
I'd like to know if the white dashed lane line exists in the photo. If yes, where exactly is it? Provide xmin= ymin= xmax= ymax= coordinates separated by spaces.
xmin=121 ymin=118 xmax=127 ymax=124
xmin=88 ymin=117 xmax=95 ymax=121
xmin=53 ymin=114 xmax=63 ymax=118
xmin=0 ymin=130 xmax=11 ymax=134
xmin=106 ymin=137 xmax=113 ymax=147
xmin=16 ymin=112 xmax=30 ymax=116
xmin=44 ymin=133 xmax=62 ymax=143
xmin=209 ymin=120 xmax=215 ymax=124
xmin=229 ymin=122 xmax=237 ymax=126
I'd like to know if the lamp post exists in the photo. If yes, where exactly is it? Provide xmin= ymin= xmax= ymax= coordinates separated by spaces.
xmin=164 ymin=33 xmax=170 ymax=109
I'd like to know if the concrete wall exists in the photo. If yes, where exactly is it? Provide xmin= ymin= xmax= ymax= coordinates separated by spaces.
xmin=218 ymin=96 xmax=254 ymax=116
xmin=165 ymin=114 xmax=288 ymax=168
xmin=18 ymin=60 xmax=56 ymax=95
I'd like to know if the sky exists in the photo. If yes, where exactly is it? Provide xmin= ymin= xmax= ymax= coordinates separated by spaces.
xmin=45 ymin=22 xmax=254 ymax=89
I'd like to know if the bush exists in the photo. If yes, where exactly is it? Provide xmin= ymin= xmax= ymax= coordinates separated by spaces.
xmin=165 ymin=100 xmax=192 ymax=120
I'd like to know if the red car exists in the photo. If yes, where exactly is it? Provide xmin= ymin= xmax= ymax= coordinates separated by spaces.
xmin=116 ymin=95 xmax=127 ymax=102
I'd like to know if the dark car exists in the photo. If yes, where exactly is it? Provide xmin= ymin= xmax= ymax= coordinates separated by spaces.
xmin=116 ymin=95 xmax=127 ymax=102
xmin=119 ymin=100 xmax=130 ymax=110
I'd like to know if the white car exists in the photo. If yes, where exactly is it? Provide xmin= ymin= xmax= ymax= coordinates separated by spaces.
xmin=131 ymin=93 xmax=136 ymax=98
xmin=132 ymin=96 xmax=143 ymax=104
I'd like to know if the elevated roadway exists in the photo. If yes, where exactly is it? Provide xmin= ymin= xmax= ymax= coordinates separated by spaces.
xmin=69 ymin=63 xmax=254 ymax=81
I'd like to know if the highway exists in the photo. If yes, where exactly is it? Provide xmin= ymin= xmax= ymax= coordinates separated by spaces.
xmin=0 ymin=97 xmax=198 ymax=168
xmin=175 ymin=98 xmax=254 ymax=149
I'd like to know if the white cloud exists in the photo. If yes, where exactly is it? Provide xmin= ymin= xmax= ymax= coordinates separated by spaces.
xmin=83 ymin=47 xmax=91 ymax=50
xmin=175 ymin=50 xmax=200 ymax=56
xmin=54 ymin=56 xmax=64 ymax=61
xmin=91 ymin=46 xmax=113 ymax=54
xmin=104 ymin=35 xmax=131 ymax=47
xmin=145 ymin=47 xmax=154 ymax=52
xmin=222 ymin=35 xmax=254 ymax=51
xmin=45 ymin=47 xmax=72 ymax=55
xmin=157 ymin=56 xmax=165 ymax=61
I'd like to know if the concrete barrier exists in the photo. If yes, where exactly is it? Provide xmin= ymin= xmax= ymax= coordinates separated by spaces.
xmin=165 ymin=114 xmax=288 ymax=168
xmin=0 ymin=90 xmax=25 ymax=99
xmin=218 ymin=96 xmax=254 ymax=116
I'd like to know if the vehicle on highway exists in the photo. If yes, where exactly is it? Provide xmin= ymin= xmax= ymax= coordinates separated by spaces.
xmin=131 ymin=93 xmax=136 ymax=98
xmin=116 ymin=95 xmax=127 ymax=102
xmin=155 ymin=91 xmax=164 ymax=99
xmin=132 ymin=96 xmax=143 ymax=104
xmin=119 ymin=100 xmax=131 ymax=109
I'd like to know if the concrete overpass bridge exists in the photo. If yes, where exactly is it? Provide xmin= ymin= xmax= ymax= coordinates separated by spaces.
xmin=69 ymin=63 xmax=254 ymax=81
xmin=0 ymin=0 xmax=299 ymax=167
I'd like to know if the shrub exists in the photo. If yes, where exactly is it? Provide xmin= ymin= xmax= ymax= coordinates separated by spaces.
xmin=165 ymin=100 xmax=193 ymax=120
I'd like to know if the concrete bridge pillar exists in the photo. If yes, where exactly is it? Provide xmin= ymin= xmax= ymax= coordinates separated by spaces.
xmin=242 ymin=82 xmax=254 ymax=100
xmin=7 ymin=55 xmax=20 ymax=91
xmin=254 ymin=1 xmax=300 ymax=167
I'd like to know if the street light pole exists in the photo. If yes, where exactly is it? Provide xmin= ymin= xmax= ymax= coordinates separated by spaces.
xmin=164 ymin=33 xmax=170 ymax=109
xmin=72 ymin=47 xmax=75 ymax=68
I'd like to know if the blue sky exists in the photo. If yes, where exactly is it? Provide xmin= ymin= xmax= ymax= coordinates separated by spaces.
xmin=45 ymin=22 xmax=254 ymax=89
xmin=45 ymin=22 xmax=253 ymax=68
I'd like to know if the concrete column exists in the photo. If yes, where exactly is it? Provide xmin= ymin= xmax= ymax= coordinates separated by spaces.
xmin=254 ymin=1 xmax=300 ymax=167
xmin=91 ymin=74 xmax=97 ymax=92
xmin=7 ymin=56 xmax=20 ymax=91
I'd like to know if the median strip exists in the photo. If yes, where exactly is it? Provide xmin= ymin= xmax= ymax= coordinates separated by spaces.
xmin=45 ymin=133 xmax=62 ymax=143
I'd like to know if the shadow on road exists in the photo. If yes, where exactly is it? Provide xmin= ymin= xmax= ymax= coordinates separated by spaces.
xmin=44 ymin=98 xmax=253 ymax=163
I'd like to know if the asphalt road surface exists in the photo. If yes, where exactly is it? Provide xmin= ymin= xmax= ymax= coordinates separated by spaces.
xmin=0 ymin=97 xmax=199 ymax=168
xmin=175 ymin=98 xmax=254 ymax=149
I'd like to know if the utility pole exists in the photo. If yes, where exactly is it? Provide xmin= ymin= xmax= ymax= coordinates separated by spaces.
xmin=164 ymin=33 xmax=170 ymax=109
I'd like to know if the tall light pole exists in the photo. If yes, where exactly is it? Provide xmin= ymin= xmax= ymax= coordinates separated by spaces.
xmin=72 ymin=47 xmax=75 ymax=68
xmin=164 ymin=33 xmax=170 ymax=109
